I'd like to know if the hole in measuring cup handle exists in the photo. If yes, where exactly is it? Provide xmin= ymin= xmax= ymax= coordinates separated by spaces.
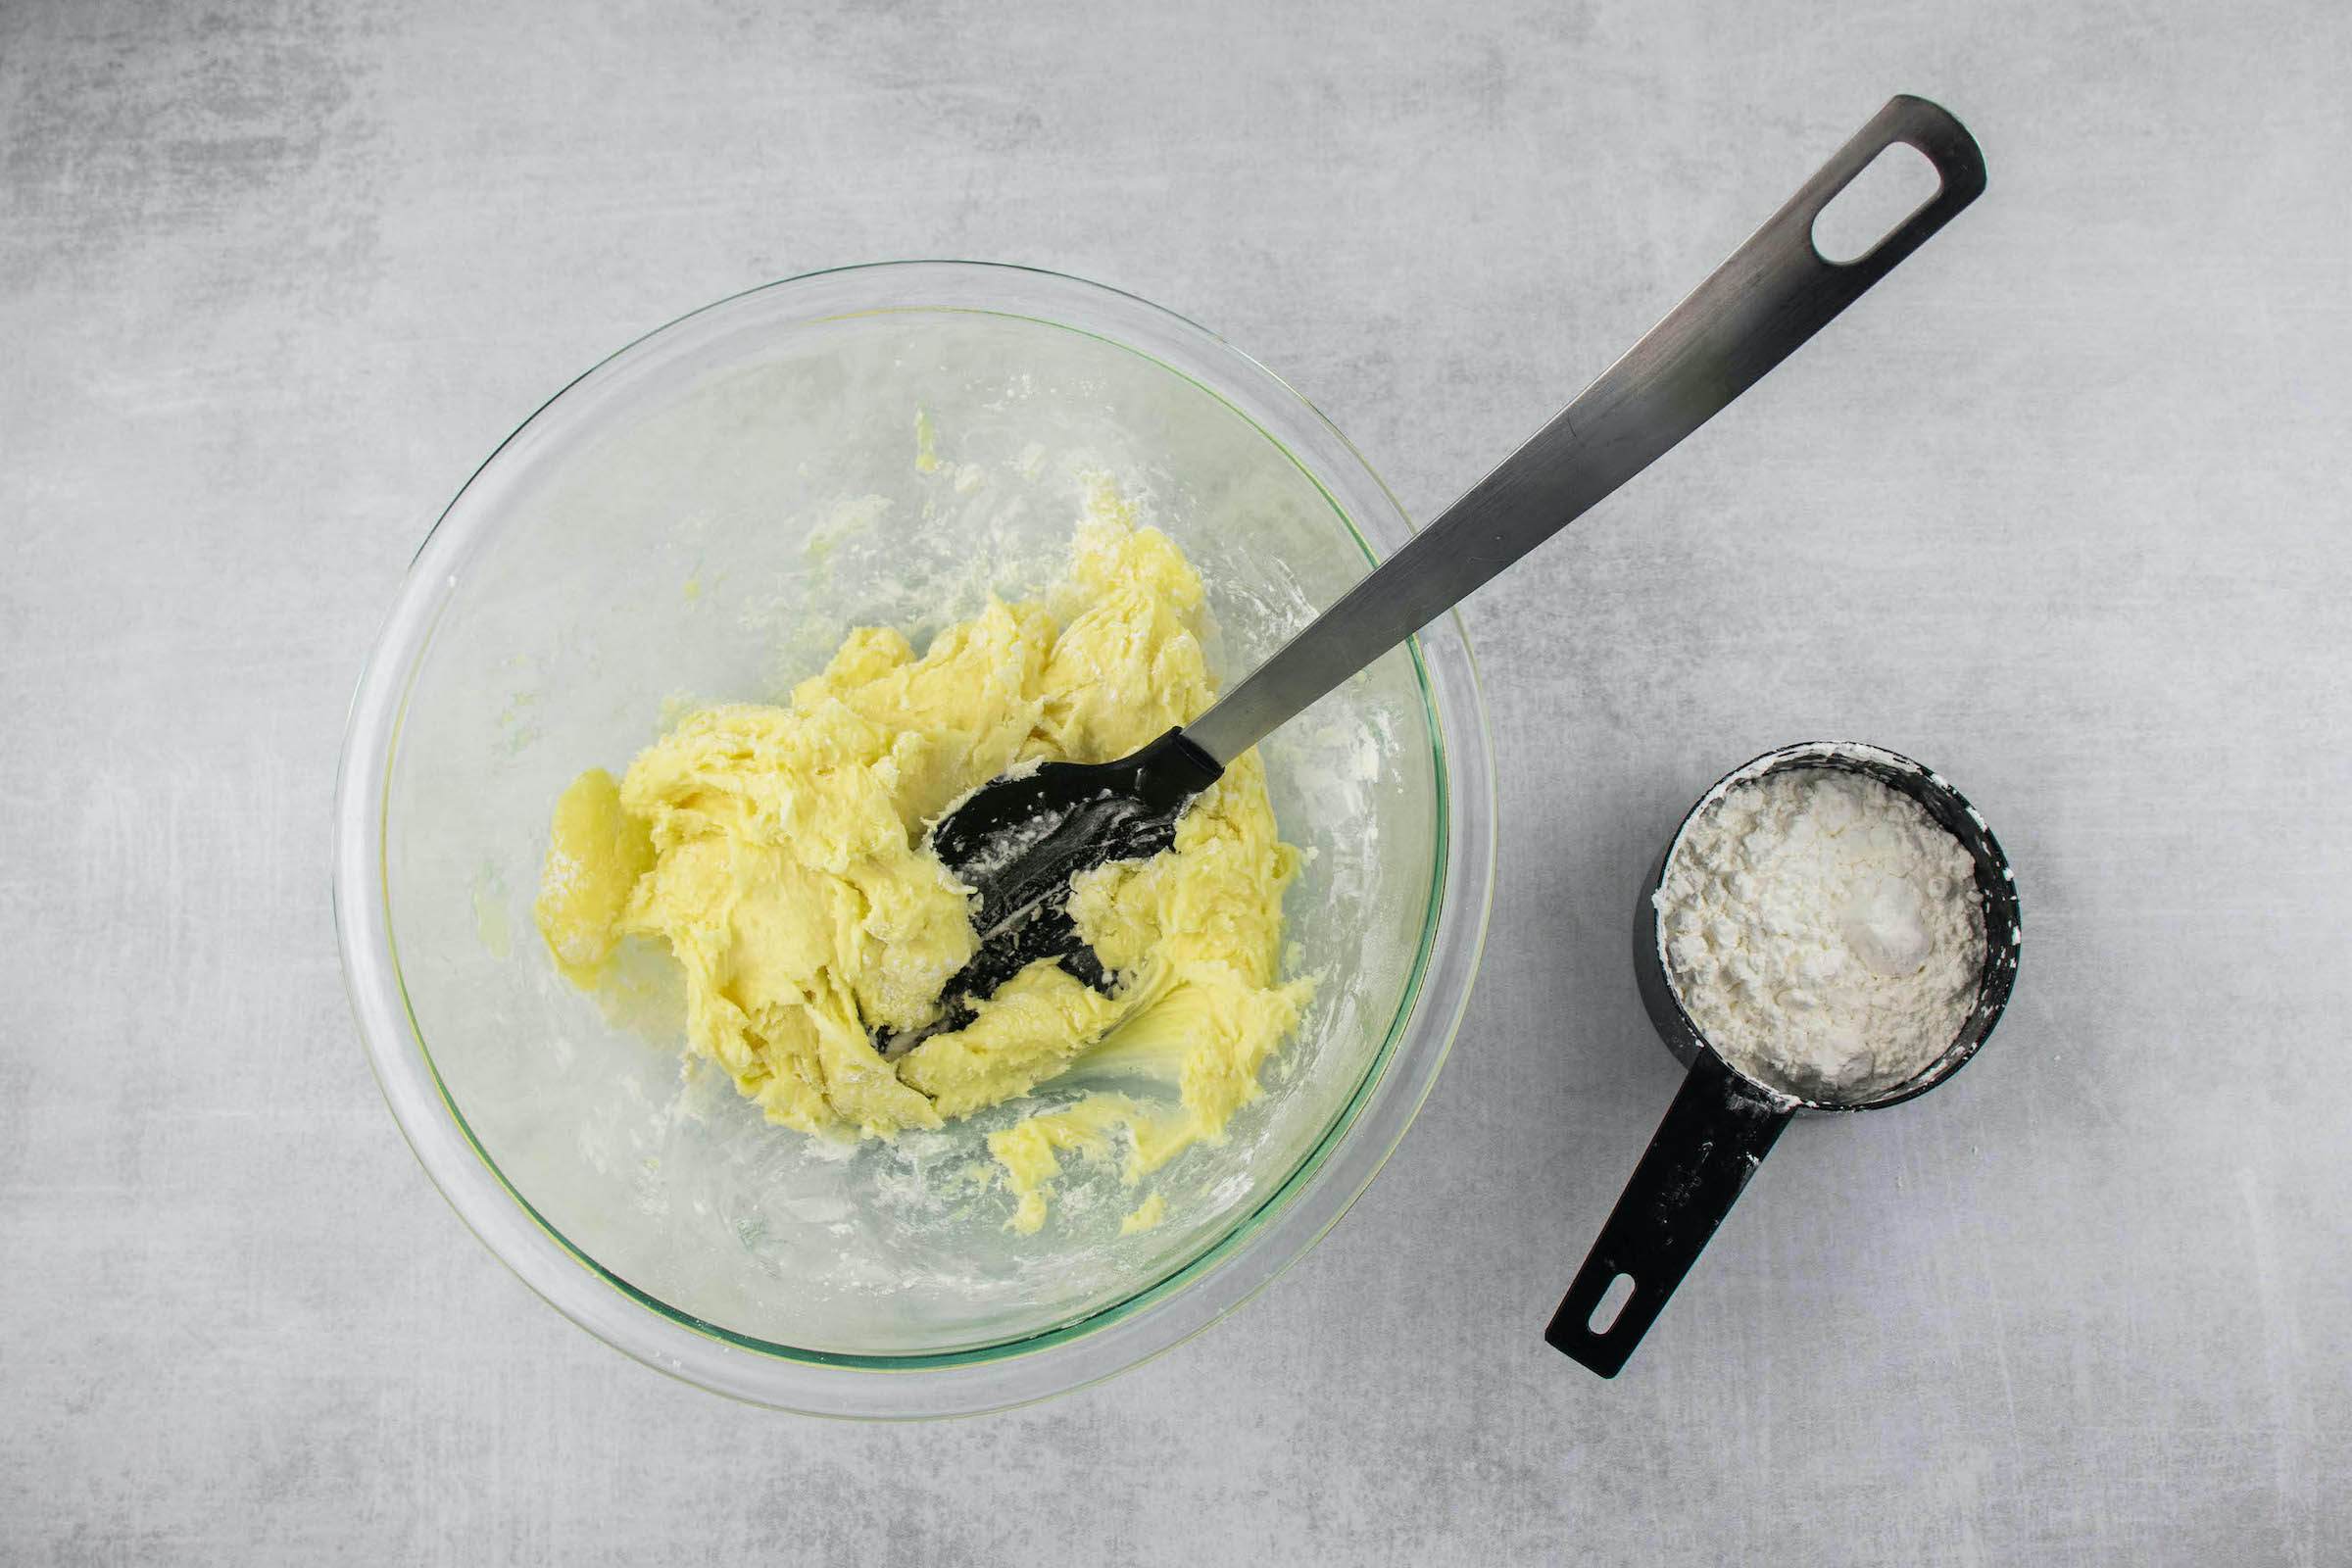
xmin=1588 ymin=1273 xmax=1637 ymax=1335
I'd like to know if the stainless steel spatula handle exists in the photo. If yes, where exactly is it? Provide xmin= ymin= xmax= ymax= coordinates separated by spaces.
xmin=1182 ymin=94 xmax=1985 ymax=767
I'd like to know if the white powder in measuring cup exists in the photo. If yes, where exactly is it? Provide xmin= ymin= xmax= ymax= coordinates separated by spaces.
xmin=1655 ymin=765 xmax=1986 ymax=1102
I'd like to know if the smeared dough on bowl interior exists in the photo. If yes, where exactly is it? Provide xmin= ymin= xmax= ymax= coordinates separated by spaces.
xmin=534 ymin=481 xmax=1313 ymax=1232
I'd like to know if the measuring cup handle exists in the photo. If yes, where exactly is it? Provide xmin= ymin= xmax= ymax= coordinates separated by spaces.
xmin=1546 ymin=1050 xmax=1793 ymax=1377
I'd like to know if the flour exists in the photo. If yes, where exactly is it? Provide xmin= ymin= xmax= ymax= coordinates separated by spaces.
xmin=1654 ymin=766 xmax=1985 ymax=1102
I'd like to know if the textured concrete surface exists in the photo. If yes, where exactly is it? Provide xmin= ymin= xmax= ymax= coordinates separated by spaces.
xmin=5 ymin=0 xmax=2348 ymax=1561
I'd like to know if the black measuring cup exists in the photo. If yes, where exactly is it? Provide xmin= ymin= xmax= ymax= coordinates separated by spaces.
xmin=1547 ymin=741 xmax=2023 ymax=1377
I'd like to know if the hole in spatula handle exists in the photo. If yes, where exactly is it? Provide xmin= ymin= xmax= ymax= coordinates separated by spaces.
xmin=1546 ymin=1051 xmax=1793 ymax=1378
xmin=1811 ymin=141 xmax=1942 ymax=264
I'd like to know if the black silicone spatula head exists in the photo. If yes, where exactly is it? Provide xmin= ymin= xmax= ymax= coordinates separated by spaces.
xmin=879 ymin=728 xmax=1223 ymax=1054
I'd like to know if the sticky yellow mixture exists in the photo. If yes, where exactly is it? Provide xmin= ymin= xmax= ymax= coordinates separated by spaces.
xmin=534 ymin=501 xmax=1312 ymax=1231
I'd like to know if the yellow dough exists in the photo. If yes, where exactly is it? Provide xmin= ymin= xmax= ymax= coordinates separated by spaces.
xmin=534 ymin=768 xmax=655 ymax=987
xmin=535 ymin=497 xmax=1312 ymax=1230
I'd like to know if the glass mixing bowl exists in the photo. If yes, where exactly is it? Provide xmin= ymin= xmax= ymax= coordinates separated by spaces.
xmin=334 ymin=262 xmax=1494 ymax=1416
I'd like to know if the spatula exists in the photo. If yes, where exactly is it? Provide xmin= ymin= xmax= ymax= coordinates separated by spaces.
xmin=882 ymin=94 xmax=1984 ymax=1054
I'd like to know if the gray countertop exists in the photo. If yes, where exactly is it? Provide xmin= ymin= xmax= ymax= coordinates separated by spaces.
xmin=6 ymin=1 xmax=2347 ymax=1561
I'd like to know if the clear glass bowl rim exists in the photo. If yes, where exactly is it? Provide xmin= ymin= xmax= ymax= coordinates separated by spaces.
xmin=332 ymin=261 xmax=1497 ymax=1418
